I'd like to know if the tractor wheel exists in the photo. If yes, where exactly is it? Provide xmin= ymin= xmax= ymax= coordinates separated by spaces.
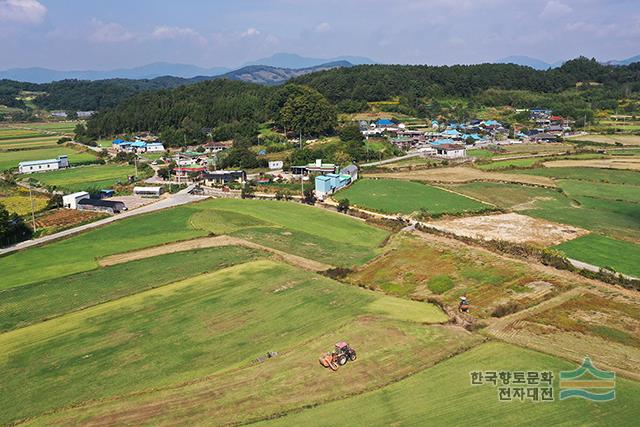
xmin=349 ymin=351 xmax=357 ymax=361
xmin=338 ymin=355 xmax=348 ymax=366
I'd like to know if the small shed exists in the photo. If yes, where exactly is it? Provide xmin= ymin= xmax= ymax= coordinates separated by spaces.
xmin=62 ymin=191 xmax=90 ymax=209
xmin=133 ymin=186 xmax=164 ymax=197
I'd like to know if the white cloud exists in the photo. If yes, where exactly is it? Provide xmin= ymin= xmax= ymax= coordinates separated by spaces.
xmin=540 ymin=1 xmax=572 ymax=19
xmin=151 ymin=25 xmax=207 ymax=45
xmin=241 ymin=27 xmax=260 ymax=37
xmin=315 ymin=22 xmax=331 ymax=33
xmin=90 ymin=19 xmax=135 ymax=43
xmin=0 ymin=0 xmax=46 ymax=24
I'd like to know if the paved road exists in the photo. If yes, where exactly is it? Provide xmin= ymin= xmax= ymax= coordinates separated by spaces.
xmin=0 ymin=185 xmax=207 ymax=256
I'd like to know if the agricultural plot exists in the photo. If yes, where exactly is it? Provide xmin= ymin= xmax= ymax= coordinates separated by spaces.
xmin=543 ymin=157 xmax=640 ymax=171
xmin=0 ymin=199 xmax=389 ymax=290
xmin=347 ymin=234 xmax=572 ymax=317
xmin=367 ymin=166 xmax=556 ymax=187
xmin=487 ymin=290 xmax=640 ymax=380
xmin=0 ymin=260 xmax=454 ymax=425
xmin=426 ymin=213 xmax=587 ymax=246
xmin=0 ymin=128 xmax=48 ymax=140
xmin=261 ymin=342 xmax=640 ymax=426
xmin=0 ymin=181 xmax=48 ymax=216
xmin=478 ymin=153 xmax=604 ymax=171
xmin=337 ymin=179 xmax=491 ymax=216
xmin=33 ymin=208 xmax=107 ymax=235
xmin=0 ymin=146 xmax=97 ymax=171
xmin=446 ymin=182 xmax=565 ymax=210
xmin=0 ymin=135 xmax=60 ymax=150
xmin=31 ymin=164 xmax=136 ymax=191
xmin=511 ymin=166 xmax=640 ymax=185
xmin=567 ymin=133 xmax=640 ymax=145
xmin=554 ymin=234 xmax=640 ymax=278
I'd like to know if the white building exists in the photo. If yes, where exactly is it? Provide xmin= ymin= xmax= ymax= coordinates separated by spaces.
xmin=62 ymin=191 xmax=90 ymax=209
xmin=133 ymin=186 xmax=164 ymax=197
xmin=268 ymin=160 xmax=283 ymax=170
xmin=145 ymin=142 xmax=165 ymax=152
xmin=434 ymin=144 xmax=466 ymax=159
xmin=18 ymin=156 xmax=69 ymax=174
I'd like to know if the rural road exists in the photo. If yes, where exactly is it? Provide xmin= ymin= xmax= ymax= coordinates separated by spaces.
xmin=0 ymin=185 xmax=207 ymax=256
xmin=360 ymin=151 xmax=425 ymax=167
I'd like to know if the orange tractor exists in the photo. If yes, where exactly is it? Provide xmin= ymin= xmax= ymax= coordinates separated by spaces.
xmin=319 ymin=342 xmax=357 ymax=371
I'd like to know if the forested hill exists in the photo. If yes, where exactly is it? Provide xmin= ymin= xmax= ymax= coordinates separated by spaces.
xmin=291 ymin=57 xmax=640 ymax=102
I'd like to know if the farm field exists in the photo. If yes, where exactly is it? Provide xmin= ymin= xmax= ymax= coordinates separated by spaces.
xmin=0 ymin=181 xmax=48 ymax=215
xmin=0 ymin=146 xmax=97 ymax=171
xmin=367 ymin=166 xmax=556 ymax=187
xmin=567 ymin=133 xmax=640 ymax=145
xmin=0 ymin=260 xmax=455 ymax=425
xmin=0 ymin=199 xmax=389 ymax=290
xmin=449 ymin=179 xmax=640 ymax=243
xmin=261 ymin=342 xmax=640 ymax=426
xmin=554 ymin=234 xmax=640 ymax=277
xmin=511 ymin=166 xmax=640 ymax=185
xmin=542 ymin=157 xmax=640 ymax=171
xmin=478 ymin=153 xmax=604 ymax=171
xmin=498 ymin=142 xmax=575 ymax=155
xmin=347 ymin=234 xmax=572 ymax=317
xmin=0 ymin=135 xmax=60 ymax=150
xmin=487 ymin=289 xmax=640 ymax=379
xmin=30 ymin=163 xmax=135 ymax=191
xmin=373 ymin=156 xmax=440 ymax=169
xmin=33 ymin=208 xmax=107 ymax=235
xmin=337 ymin=179 xmax=491 ymax=216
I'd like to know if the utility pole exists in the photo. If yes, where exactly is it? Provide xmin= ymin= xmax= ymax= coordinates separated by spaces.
xmin=134 ymin=155 xmax=138 ymax=177
xmin=29 ymin=185 xmax=36 ymax=233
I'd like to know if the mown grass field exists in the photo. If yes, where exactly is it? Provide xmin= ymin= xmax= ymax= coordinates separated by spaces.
xmin=0 ymin=260 xmax=451 ymax=425
xmin=554 ymin=234 xmax=640 ymax=277
xmin=0 ymin=146 xmax=97 ymax=171
xmin=261 ymin=342 xmax=640 ymax=426
xmin=31 ymin=163 xmax=135 ymax=191
xmin=511 ymin=166 xmax=640 ymax=185
xmin=0 ymin=246 xmax=263 ymax=333
xmin=338 ymin=179 xmax=491 ymax=216
xmin=0 ymin=199 xmax=389 ymax=290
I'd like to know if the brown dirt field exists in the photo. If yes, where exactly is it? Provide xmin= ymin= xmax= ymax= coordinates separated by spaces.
xmin=567 ymin=134 xmax=640 ymax=145
xmin=543 ymin=157 xmax=640 ymax=170
xmin=98 ymin=235 xmax=332 ymax=272
xmin=426 ymin=213 xmax=588 ymax=246
xmin=34 ymin=209 xmax=107 ymax=229
xmin=366 ymin=166 xmax=556 ymax=187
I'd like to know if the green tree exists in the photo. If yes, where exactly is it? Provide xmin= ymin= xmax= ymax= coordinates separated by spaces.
xmin=280 ymin=86 xmax=337 ymax=136
xmin=337 ymin=198 xmax=350 ymax=213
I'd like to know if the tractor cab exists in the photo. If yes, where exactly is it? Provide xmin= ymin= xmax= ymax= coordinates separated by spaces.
xmin=459 ymin=296 xmax=470 ymax=313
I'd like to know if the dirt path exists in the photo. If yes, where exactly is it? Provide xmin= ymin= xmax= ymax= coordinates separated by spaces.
xmin=98 ymin=235 xmax=332 ymax=272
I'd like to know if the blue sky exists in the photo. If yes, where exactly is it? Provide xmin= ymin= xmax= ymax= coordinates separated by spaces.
xmin=0 ymin=0 xmax=639 ymax=69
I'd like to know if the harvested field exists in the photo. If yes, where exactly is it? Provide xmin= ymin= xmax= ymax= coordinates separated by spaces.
xmin=487 ymin=288 xmax=640 ymax=380
xmin=425 ymin=213 xmax=588 ymax=246
xmin=567 ymin=133 xmax=640 ymax=145
xmin=34 ymin=209 xmax=107 ymax=230
xmin=98 ymin=235 xmax=333 ymax=272
xmin=366 ymin=166 xmax=556 ymax=187
xmin=543 ymin=157 xmax=640 ymax=170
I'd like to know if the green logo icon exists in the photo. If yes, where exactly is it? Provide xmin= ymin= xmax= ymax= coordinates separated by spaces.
xmin=559 ymin=357 xmax=615 ymax=401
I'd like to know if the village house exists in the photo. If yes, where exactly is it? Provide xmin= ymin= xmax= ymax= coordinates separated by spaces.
xmin=18 ymin=155 xmax=69 ymax=174
xmin=314 ymin=164 xmax=358 ymax=200
xmin=433 ymin=143 xmax=467 ymax=159
xmin=291 ymin=159 xmax=337 ymax=176
xmin=203 ymin=170 xmax=246 ymax=186
xmin=268 ymin=160 xmax=284 ymax=170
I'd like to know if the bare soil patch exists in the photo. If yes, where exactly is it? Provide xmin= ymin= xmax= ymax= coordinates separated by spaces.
xmin=425 ymin=213 xmax=588 ymax=246
xmin=543 ymin=157 xmax=640 ymax=170
xmin=34 ymin=209 xmax=107 ymax=229
xmin=367 ymin=167 xmax=556 ymax=187
xmin=98 ymin=235 xmax=332 ymax=272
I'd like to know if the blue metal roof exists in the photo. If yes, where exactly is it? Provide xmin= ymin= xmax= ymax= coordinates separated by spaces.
xmin=431 ymin=139 xmax=455 ymax=145
xmin=376 ymin=119 xmax=394 ymax=125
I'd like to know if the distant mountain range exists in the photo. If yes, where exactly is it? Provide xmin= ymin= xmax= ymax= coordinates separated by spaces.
xmin=497 ymin=54 xmax=640 ymax=70
xmin=242 ymin=52 xmax=375 ymax=69
xmin=219 ymin=61 xmax=353 ymax=85
xmin=0 ymin=53 xmax=375 ymax=84
xmin=0 ymin=62 xmax=231 ymax=84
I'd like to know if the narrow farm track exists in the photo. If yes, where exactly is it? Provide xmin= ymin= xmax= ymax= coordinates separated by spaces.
xmin=98 ymin=235 xmax=332 ymax=272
